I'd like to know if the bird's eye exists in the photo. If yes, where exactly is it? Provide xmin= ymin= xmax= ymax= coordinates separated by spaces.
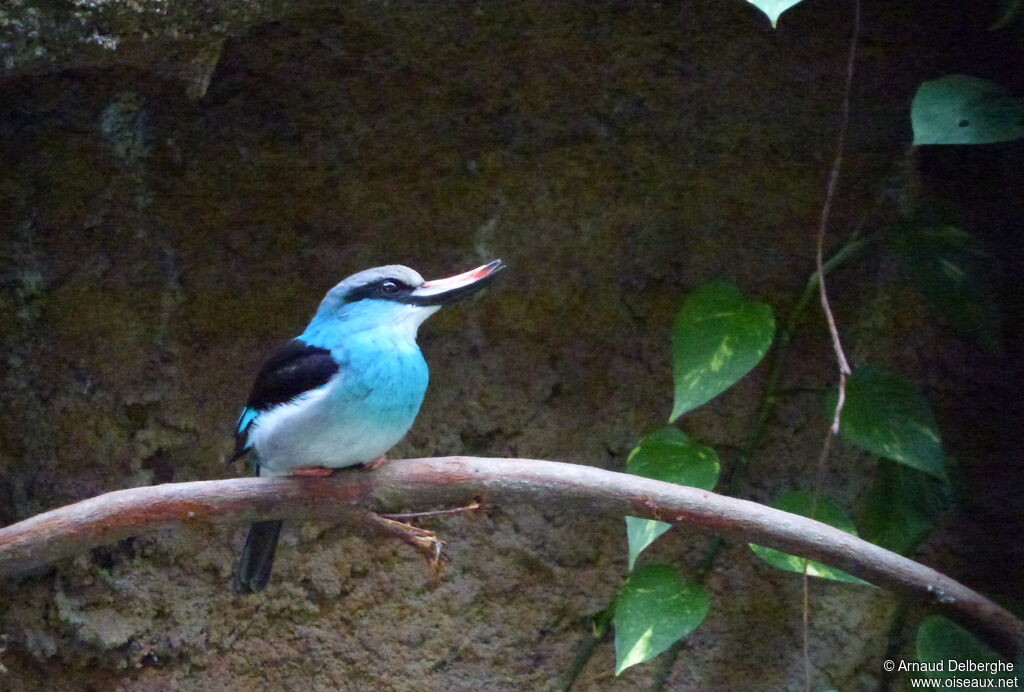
xmin=380 ymin=280 xmax=400 ymax=295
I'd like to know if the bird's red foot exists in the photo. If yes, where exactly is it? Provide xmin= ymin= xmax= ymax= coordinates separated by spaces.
xmin=361 ymin=455 xmax=387 ymax=471
xmin=290 ymin=466 xmax=335 ymax=477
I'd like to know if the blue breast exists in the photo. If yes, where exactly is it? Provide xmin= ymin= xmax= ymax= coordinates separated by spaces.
xmin=335 ymin=334 xmax=429 ymax=432
xmin=295 ymin=300 xmax=432 ymax=456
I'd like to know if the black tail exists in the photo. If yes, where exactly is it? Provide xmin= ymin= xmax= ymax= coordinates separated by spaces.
xmin=232 ymin=520 xmax=283 ymax=594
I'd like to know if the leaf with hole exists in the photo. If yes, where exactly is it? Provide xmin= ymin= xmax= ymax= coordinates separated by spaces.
xmin=624 ymin=427 xmax=720 ymax=569
xmin=860 ymin=459 xmax=953 ymax=555
xmin=749 ymin=491 xmax=868 ymax=584
xmin=828 ymin=366 xmax=945 ymax=480
xmin=745 ymin=0 xmax=805 ymax=27
xmin=888 ymin=225 xmax=1002 ymax=352
xmin=671 ymin=282 xmax=775 ymax=422
xmin=911 ymin=75 xmax=1024 ymax=145
xmin=614 ymin=564 xmax=710 ymax=675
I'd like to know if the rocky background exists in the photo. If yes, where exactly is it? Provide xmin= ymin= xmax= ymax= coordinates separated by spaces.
xmin=1 ymin=1 xmax=1022 ymax=689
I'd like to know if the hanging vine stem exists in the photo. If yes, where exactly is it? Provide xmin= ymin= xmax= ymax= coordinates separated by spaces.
xmin=573 ymin=6 xmax=877 ymax=685
xmin=559 ymin=606 xmax=614 ymax=690
xmin=803 ymin=1 xmax=861 ymax=689
xmin=691 ymin=233 xmax=874 ymax=581
xmin=558 ymin=230 xmax=875 ymax=692
xmin=813 ymin=0 xmax=860 ymax=407
xmin=649 ymin=234 xmax=873 ymax=691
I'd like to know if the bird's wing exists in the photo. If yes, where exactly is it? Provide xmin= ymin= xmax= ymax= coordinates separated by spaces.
xmin=229 ymin=339 xmax=341 ymax=463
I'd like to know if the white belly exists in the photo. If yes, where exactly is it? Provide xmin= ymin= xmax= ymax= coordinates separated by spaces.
xmin=248 ymin=379 xmax=413 ymax=476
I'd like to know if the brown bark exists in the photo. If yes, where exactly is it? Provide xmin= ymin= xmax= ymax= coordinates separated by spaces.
xmin=1 ymin=457 xmax=1020 ymax=659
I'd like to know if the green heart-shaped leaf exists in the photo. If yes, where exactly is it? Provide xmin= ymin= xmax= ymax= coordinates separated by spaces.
xmin=828 ymin=366 xmax=945 ymax=479
xmin=671 ymin=282 xmax=775 ymax=421
xmin=860 ymin=459 xmax=953 ymax=555
xmin=750 ymin=491 xmax=868 ymax=584
xmin=614 ymin=564 xmax=710 ymax=675
xmin=912 ymin=75 xmax=1024 ymax=145
xmin=626 ymin=427 xmax=721 ymax=489
xmin=888 ymin=225 xmax=1002 ymax=352
xmin=625 ymin=518 xmax=672 ymax=572
xmin=624 ymin=427 xmax=720 ymax=569
xmin=745 ymin=0 xmax=804 ymax=27
xmin=916 ymin=616 xmax=1017 ymax=687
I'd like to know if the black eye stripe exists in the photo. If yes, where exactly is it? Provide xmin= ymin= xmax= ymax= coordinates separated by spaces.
xmin=345 ymin=277 xmax=416 ymax=303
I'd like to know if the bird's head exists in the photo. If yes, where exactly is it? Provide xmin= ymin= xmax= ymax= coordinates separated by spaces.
xmin=304 ymin=259 xmax=504 ymax=341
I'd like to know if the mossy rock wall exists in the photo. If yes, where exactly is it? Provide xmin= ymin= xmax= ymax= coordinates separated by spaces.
xmin=1 ymin=1 xmax=1022 ymax=689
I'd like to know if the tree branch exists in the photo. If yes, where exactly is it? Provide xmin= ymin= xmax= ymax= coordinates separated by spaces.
xmin=1 ymin=457 xmax=1020 ymax=659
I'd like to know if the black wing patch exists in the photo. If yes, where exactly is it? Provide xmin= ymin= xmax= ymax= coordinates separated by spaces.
xmin=245 ymin=339 xmax=340 ymax=411
xmin=229 ymin=339 xmax=340 ymax=462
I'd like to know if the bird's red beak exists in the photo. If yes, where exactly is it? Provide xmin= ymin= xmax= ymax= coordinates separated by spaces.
xmin=410 ymin=259 xmax=505 ymax=305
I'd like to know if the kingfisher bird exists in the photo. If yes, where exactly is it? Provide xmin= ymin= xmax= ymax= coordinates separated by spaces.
xmin=228 ymin=259 xmax=504 ymax=593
